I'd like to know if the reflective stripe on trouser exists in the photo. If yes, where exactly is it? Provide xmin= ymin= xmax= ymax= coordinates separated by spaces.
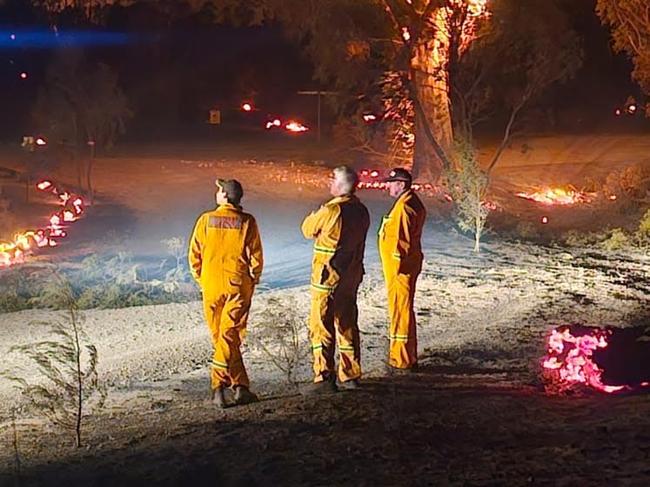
xmin=202 ymin=289 xmax=252 ymax=389
xmin=385 ymin=270 xmax=419 ymax=369
xmin=309 ymin=283 xmax=361 ymax=383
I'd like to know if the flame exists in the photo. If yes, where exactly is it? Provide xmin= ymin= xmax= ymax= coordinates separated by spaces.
xmin=265 ymin=118 xmax=282 ymax=130
xmin=516 ymin=187 xmax=595 ymax=206
xmin=0 ymin=180 xmax=86 ymax=268
xmin=542 ymin=326 xmax=626 ymax=394
xmin=355 ymin=170 xmax=443 ymax=195
xmin=445 ymin=0 xmax=491 ymax=53
xmin=285 ymin=121 xmax=309 ymax=133
xmin=465 ymin=0 xmax=488 ymax=17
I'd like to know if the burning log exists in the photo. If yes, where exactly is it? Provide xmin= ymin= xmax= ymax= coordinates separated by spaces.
xmin=0 ymin=180 xmax=86 ymax=268
xmin=542 ymin=325 xmax=650 ymax=395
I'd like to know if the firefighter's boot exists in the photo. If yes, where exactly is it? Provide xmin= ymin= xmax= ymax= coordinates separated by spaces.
xmin=234 ymin=386 xmax=258 ymax=406
xmin=339 ymin=379 xmax=361 ymax=391
xmin=212 ymin=387 xmax=227 ymax=409
xmin=301 ymin=378 xmax=338 ymax=396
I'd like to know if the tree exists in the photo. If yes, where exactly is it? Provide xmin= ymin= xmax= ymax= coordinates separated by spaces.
xmin=596 ymin=0 xmax=650 ymax=103
xmin=447 ymin=139 xmax=490 ymax=252
xmin=444 ymin=0 xmax=581 ymax=252
xmin=32 ymin=49 xmax=132 ymax=196
xmin=193 ymin=0 xmax=483 ymax=179
xmin=453 ymin=0 xmax=582 ymax=172
xmin=33 ymin=50 xmax=132 ymax=152
xmin=4 ymin=275 xmax=105 ymax=448
xmin=206 ymin=0 xmax=579 ymax=180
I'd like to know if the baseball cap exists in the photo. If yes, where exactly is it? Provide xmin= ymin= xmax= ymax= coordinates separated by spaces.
xmin=383 ymin=168 xmax=412 ymax=184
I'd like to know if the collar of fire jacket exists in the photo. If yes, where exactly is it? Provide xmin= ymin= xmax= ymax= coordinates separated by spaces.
xmin=389 ymin=189 xmax=412 ymax=213
xmin=327 ymin=194 xmax=357 ymax=206
xmin=216 ymin=203 xmax=243 ymax=212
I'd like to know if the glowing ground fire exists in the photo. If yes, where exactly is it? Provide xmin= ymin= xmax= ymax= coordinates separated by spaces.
xmin=285 ymin=121 xmax=309 ymax=133
xmin=0 ymin=180 xmax=85 ymax=268
xmin=516 ymin=187 xmax=595 ymax=205
xmin=542 ymin=326 xmax=650 ymax=394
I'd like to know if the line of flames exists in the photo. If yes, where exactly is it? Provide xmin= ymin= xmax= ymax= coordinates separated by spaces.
xmin=0 ymin=180 xmax=85 ymax=268
xmin=542 ymin=326 xmax=650 ymax=394
xmin=356 ymin=169 xmax=501 ymax=207
xmin=516 ymin=187 xmax=597 ymax=206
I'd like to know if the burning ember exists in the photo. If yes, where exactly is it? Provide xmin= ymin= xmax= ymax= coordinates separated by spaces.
xmin=356 ymin=169 xmax=440 ymax=194
xmin=0 ymin=180 xmax=86 ymax=268
xmin=265 ymin=118 xmax=282 ymax=130
xmin=285 ymin=121 xmax=309 ymax=133
xmin=542 ymin=325 xmax=650 ymax=395
xmin=516 ymin=187 xmax=595 ymax=206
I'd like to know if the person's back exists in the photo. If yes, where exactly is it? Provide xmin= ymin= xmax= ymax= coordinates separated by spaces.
xmin=190 ymin=203 xmax=262 ymax=291
xmin=332 ymin=195 xmax=370 ymax=283
xmin=400 ymin=190 xmax=426 ymax=260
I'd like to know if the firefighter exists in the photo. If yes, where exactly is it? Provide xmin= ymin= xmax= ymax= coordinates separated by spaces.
xmin=301 ymin=165 xmax=370 ymax=393
xmin=379 ymin=168 xmax=426 ymax=371
xmin=188 ymin=179 xmax=263 ymax=408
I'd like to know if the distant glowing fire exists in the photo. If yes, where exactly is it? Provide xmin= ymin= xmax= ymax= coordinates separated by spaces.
xmin=285 ymin=121 xmax=309 ymax=133
xmin=0 ymin=180 xmax=85 ymax=268
xmin=516 ymin=187 xmax=595 ymax=206
xmin=542 ymin=325 xmax=650 ymax=395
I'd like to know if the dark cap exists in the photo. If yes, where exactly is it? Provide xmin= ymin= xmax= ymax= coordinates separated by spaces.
xmin=215 ymin=178 xmax=244 ymax=205
xmin=383 ymin=168 xmax=412 ymax=184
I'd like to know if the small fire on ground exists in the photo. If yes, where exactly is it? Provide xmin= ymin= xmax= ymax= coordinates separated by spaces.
xmin=516 ymin=187 xmax=595 ymax=205
xmin=542 ymin=325 xmax=650 ymax=395
xmin=0 ymin=180 xmax=85 ymax=268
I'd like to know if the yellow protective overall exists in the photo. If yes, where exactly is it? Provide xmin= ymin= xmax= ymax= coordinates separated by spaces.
xmin=188 ymin=203 xmax=263 ymax=391
xmin=378 ymin=189 xmax=426 ymax=369
xmin=301 ymin=194 xmax=370 ymax=383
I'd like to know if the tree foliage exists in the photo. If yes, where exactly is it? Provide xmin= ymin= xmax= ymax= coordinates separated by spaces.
xmin=454 ymin=0 xmax=583 ymax=149
xmin=596 ymin=0 xmax=650 ymax=102
xmin=32 ymin=50 xmax=132 ymax=151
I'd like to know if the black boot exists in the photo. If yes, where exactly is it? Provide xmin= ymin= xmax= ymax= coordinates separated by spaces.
xmin=339 ymin=379 xmax=361 ymax=390
xmin=301 ymin=378 xmax=338 ymax=396
xmin=234 ymin=386 xmax=259 ymax=406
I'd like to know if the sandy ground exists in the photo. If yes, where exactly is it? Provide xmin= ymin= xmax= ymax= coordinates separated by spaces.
xmin=0 ymin=135 xmax=649 ymax=485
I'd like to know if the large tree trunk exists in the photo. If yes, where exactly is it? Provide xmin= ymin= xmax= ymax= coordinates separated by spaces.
xmin=410 ymin=10 xmax=454 ymax=181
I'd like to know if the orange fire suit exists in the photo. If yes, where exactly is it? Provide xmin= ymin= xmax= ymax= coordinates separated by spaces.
xmin=188 ymin=203 xmax=263 ymax=391
xmin=378 ymin=189 xmax=426 ymax=369
xmin=301 ymin=194 xmax=370 ymax=383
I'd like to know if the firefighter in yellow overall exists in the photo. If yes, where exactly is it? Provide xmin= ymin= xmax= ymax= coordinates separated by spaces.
xmin=379 ymin=168 xmax=426 ymax=371
xmin=301 ymin=166 xmax=370 ymax=393
xmin=188 ymin=179 xmax=263 ymax=408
